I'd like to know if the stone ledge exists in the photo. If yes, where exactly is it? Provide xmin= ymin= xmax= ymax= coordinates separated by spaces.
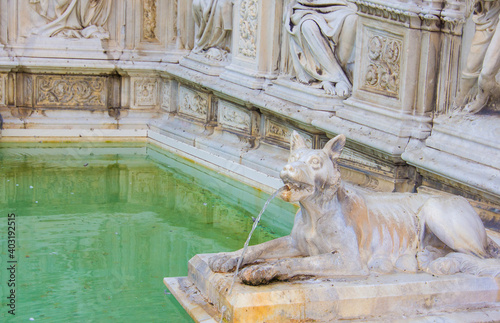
xmin=165 ymin=253 xmax=500 ymax=322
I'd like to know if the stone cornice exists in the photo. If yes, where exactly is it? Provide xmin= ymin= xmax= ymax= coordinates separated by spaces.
xmin=350 ymin=0 xmax=467 ymax=34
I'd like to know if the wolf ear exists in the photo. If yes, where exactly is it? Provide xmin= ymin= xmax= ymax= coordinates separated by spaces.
xmin=290 ymin=130 xmax=308 ymax=153
xmin=323 ymin=134 xmax=346 ymax=161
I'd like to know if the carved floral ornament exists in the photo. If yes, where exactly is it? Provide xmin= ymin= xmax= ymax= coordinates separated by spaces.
xmin=36 ymin=75 xmax=106 ymax=107
xmin=135 ymin=79 xmax=158 ymax=106
xmin=143 ymin=0 xmax=158 ymax=41
xmin=364 ymin=34 xmax=402 ymax=97
xmin=238 ymin=0 xmax=258 ymax=58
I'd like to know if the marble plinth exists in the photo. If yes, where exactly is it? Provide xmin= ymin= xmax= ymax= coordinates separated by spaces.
xmin=165 ymin=254 xmax=500 ymax=322
xmin=267 ymin=78 xmax=345 ymax=112
xmin=180 ymin=53 xmax=230 ymax=76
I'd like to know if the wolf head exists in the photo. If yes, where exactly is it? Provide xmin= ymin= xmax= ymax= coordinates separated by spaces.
xmin=280 ymin=131 xmax=346 ymax=202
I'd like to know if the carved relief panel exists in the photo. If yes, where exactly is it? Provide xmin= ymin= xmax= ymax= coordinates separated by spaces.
xmin=27 ymin=0 xmax=113 ymax=39
xmin=13 ymin=73 xmax=120 ymax=110
xmin=132 ymin=77 xmax=159 ymax=108
xmin=35 ymin=75 xmax=107 ymax=108
xmin=218 ymin=100 xmax=252 ymax=134
xmin=142 ymin=0 xmax=159 ymax=42
xmin=221 ymin=0 xmax=282 ymax=89
xmin=130 ymin=0 xmax=178 ymax=55
xmin=361 ymin=29 xmax=403 ymax=99
xmin=264 ymin=117 xmax=314 ymax=149
xmin=238 ymin=0 xmax=258 ymax=59
xmin=178 ymin=86 xmax=210 ymax=122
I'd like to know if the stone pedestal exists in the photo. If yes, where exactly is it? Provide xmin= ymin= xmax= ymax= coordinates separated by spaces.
xmin=343 ymin=0 xmax=448 ymax=141
xmin=403 ymin=114 xmax=500 ymax=209
xmin=266 ymin=77 xmax=345 ymax=112
xmin=220 ymin=0 xmax=282 ymax=89
xmin=165 ymin=254 xmax=500 ymax=322
xmin=180 ymin=53 xmax=231 ymax=76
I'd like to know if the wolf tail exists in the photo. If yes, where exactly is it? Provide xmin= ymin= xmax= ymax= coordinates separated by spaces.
xmin=446 ymin=252 xmax=500 ymax=277
xmin=419 ymin=237 xmax=500 ymax=277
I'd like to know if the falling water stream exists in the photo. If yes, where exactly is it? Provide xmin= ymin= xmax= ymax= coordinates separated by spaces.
xmin=220 ymin=186 xmax=286 ymax=322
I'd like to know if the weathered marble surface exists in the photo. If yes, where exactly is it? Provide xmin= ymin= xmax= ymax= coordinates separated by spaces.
xmin=1 ymin=1 xmax=500 ymax=321
xmin=165 ymin=254 xmax=500 ymax=322
xmin=0 ymin=0 xmax=499 ymax=239
xmin=454 ymin=0 xmax=500 ymax=114
xmin=209 ymin=132 xmax=500 ymax=286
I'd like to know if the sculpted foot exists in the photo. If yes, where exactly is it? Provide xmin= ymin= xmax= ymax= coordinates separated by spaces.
xmin=463 ymin=95 xmax=489 ymax=114
xmin=427 ymin=256 xmax=460 ymax=275
xmin=239 ymin=263 xmax=280 ymax=286
xmin=321 ymin=81 xmax=336 ymax=95
xmin=205 ymin=48 xmax=226 ymax=61
xmin=296 ymin=70 xmax=314 ymax=84
xmin=368 ymin=258 xmax=393 ymax=273
xmin=395 ymin=254 xmax=418 ymax=273
xmin=208 ymin=252 xmax=240 ymax=273
xmin=334 ymin=81 xmax=351 ymax=98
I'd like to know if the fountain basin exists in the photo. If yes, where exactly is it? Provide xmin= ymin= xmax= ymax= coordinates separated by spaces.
xmin=166 ymin=254 xmax=500 ymax=322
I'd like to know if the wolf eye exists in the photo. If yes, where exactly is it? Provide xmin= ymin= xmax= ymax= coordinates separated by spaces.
xmin=309 ymin=157 xmax=321 ymax=166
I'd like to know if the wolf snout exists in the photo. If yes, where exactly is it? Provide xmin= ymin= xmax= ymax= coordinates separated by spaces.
xmin=281 ymin=164 xmax=295 ymax=178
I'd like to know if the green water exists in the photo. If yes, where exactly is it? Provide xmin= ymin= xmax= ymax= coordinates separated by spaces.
xmin=0 ymin=143 xmax=296 ymax=322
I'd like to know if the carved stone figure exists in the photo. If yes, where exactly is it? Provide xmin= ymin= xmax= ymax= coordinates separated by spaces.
xmin=455 ymin=0 xmax=500 ymax=114
xmin=209 ymin=131 xmax=500 ymax=285
xmin=286 ymin=0 xmax=358 ymax=98
xmin=192 ymin=0 xmax=233 ymax=60
xmin=29 ymin=0 xmax=112 ymax=39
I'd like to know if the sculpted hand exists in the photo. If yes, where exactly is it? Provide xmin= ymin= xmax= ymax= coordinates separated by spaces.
xmin=208 ymin=252 xmax=240 ymax=273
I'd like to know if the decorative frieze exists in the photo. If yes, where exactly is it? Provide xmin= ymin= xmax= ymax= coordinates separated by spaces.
xmin=134 ymin=78 xmax=158 ymax=107
xmin=362 ymin=31 xmax=403 ymax=98
xmin=35 ymin=75 xmax=107 ymax=108
xmin=178 ymin=86 xmax=209 ymax=121
xmin=143 ymin=0 xmax=158 ymax=41
xmin=238 ymin=0 xmax=258 ymax=59
xmin=218 ymin=100 xmax=251 ymax=133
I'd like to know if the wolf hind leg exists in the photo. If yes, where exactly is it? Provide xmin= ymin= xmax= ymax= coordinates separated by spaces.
xmin=419 ymin=196 xmax=488 ymax=258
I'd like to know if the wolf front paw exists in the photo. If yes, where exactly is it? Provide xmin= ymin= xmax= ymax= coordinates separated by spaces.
xmin=208 ymin=252 xmax=240 ymax=273
xmin=239 ymin=263 xmax=280 ymax=286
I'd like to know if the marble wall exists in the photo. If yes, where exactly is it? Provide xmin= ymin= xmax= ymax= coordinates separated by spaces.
xmin=0 ymin=0 xmax=498 ymax=225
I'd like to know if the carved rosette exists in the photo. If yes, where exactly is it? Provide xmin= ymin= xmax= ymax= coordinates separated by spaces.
xmin=218 ymin=101 xmax=251 ymax=133
xmin=363 ymin=33 xmax=402 ymax=98
xmin=143 ymin=0 xmax=158 ymax=41
xmin=178 ymin=86 xmax=209 ymax=121
xmin=134 ymin=78 xmax=158 ymax=107
xmin=238 ymin=0 xmax=258 ymax=59
xmin=35 ymin=75 xmax=106 ymax=107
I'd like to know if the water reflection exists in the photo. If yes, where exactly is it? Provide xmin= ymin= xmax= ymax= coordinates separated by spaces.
xmin=0 ymin=143 xmax=296 ymax=322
